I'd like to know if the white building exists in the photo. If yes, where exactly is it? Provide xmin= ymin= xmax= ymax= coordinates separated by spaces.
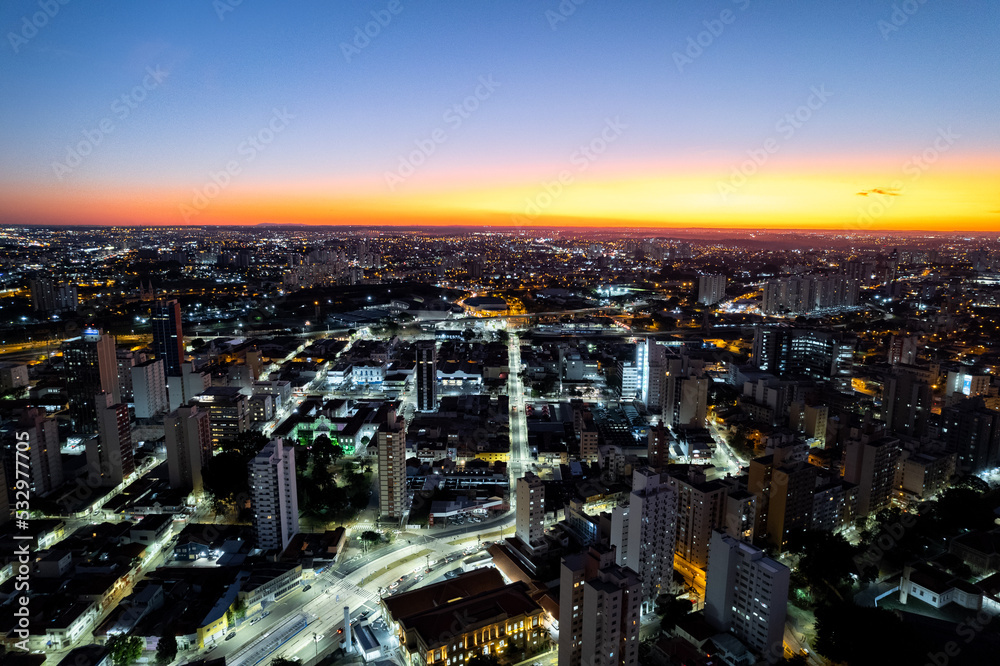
xmin=249 ymin=438 xmax=299 ymax=552
xmin=132 ymin=358 xmax=168 ymax=419
xmin=704 ymin=531 xmax=790 ymax=663
xmin=697 ymin=274 xmax=727 ymax=306
xmin=611 ymin=467 xmax=678 ymax=610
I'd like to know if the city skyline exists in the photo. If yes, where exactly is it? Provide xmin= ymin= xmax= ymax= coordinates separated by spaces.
xmin=1 ymin=1 xmax=998 ymax=230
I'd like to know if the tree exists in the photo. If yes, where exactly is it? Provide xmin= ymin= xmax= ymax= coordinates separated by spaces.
xmin=272 ymin=659 xmax=297 ymax=666
xmin=462 ymin=328 xmax=476 ymax=342
xmin=108 ymin=634 xmax=144 ymax=666
xmin=331 ymin=444 xmax=345 ymax=464
xmin=655 ymin=595 xmax=694 ymax=631
xmin=202 ymin=451 xmax=251 ymax=515
xmin=155 ymin=634 xmax=177 ymax=665
xmin=360 ymin=530 xmax=381 ymax=551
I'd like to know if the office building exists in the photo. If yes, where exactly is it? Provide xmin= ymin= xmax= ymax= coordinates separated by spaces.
xmin=515 ymin=471 xmax=545 ymax=552
xmin=751 ymin=326 xmax=855 ymax=392
xmin=249 ymin=438 xmax=299 ymax=552
xmin=377 ymin=406 xmax=407 ymax=520
xmin=192 ymin=386 xmax=251 ymax=448
xmin=63 ymin=328 xmax=118 ymax=433
xmin=705 ymin=531 xmax=790 ymax=662
xmin=164 ymin=404 xmax=213 ymax=493
xmin=18 ymin=408 xmax=63 ymax=496
xmin=697 ymin=274 xmax=727 ymax=306
xmin=89 ymin=392 xmax=134 ymax=487
xmin=415 ymin=340 xmax=437 ymax=412
xmin=152 ymin=299 xmax=184 ymax=375
xmin=559 ymin=545 xmax=642 ymax=666
xmin=132 ymin=358 xmax=168 ymax=419
xmin=610 ymin=467 xmax=678 ymax=609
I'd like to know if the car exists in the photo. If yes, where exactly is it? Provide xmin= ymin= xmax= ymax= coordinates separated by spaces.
xmin=360 ymin=611 xmax=370 ymax=619
xmin=262 ymin=611 xmax=270 ymax=618
xmin=315 ymin=634 xmax=325 ymax=641
xmin=425 ymin=568 xmax=432 ymax=573
xmin=225 ymin=632 xmax=236 ymax=641
xmin=250 ymin=617 xmax=261 ymax=625
xmin=390 ymin=582 xmax=399 ymax=589
xmin=303 ymin=584 xmax=312 ymax=592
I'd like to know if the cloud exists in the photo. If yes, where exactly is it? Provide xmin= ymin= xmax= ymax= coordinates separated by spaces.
xmin=856 ymin=188 xmax=901 ymax=197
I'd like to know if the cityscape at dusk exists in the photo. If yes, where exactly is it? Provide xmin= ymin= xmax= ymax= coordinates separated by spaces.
xmin=2 ymin=3 xmax=1000 ymax=666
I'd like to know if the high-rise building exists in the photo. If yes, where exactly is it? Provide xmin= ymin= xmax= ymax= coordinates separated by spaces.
xmin=132 ymin=358 xmax=168 ymax=419
xmin=647 ymin=420 xmax=671 ymax=469
xmin=749 ymin=450 xmax=823 ymax=549
xmin=164 ymin=404 xmax=213 ymax=493
xmin=944 ymin=371 xmax=991 ymax=398
xmin=887 ymin=335 xmax=920 ymax=365
xmin=559 ymin=545 xmax=642 ymax=666
xmin=705 ymin=531 xmax=789 ymax=662
xmin=697 ymin=274 xmax=727 ymax=306
xmin=29 ymin=278 xmax=77 ymax=314
xmin=249 ymin=438 xmax=299 ymax=552
xmin=63 ymin=327 xmax=118 ymax=433
xmin=664 ymin=466 xmax=757 ymax=570
xmin=515 ymin=472 xmax=545 ymax=552
xmin=18 ymin=408 xmax=63 ymax=496
xmin=941 ymin=397 xmax=1000 ymax=475
xmin=116 ymin=349 xmax=139 ymax=404
xmin=166 ymin=362 xmax=211 ymax=411
xmin=616 ymin=360 xmax=639 ymax=401
xmin=415 ymin=340 xmax=437 ymax=412
xmin=761 ymin=275 xmax=859 ymax=315
xmin=641 ymin=340 xmax=666 ymax=412
xmin=377 ymin=406 xmax=407 ymax=520
xmin=192 ymin=386 xmax=251 ymax=448
xmin=0 ymin=363 xmax=29 ymax=394
xmin=89 ymin=392 xmax=134 ymax=487
xmin=883 ymin=365 xmax=934 ymax=439
xmin=751 ymin=326 xmax=855 ymax=392
xmin=152 ymin=299 xmax=184 ymax=376
xmin=610 ymin=467 xmax=678 ymax=609
xmin=843 ymin=435 xmax=901 ymax=517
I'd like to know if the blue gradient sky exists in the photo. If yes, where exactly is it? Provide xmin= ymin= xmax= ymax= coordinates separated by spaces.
xmin=1 ymin=0 xmax=998 ymax=228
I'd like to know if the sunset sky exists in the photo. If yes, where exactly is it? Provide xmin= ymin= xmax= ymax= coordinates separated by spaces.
xmin=1 ymin=0 xmax=998 ymax=230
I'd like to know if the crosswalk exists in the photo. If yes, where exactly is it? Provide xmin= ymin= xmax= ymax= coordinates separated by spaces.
xmin=321 ymin=571 xmax=378 ymax=603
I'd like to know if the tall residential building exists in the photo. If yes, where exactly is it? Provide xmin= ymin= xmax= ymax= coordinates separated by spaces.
xmin=164 ymin=404 xmax=213 ymax=493
xmin=0 ymin=363 xmax=29 ymax=393
xmin=115 ymin=349 xmax=139 ymax=403
xmin=610 ymin=467 xmax=678 ymax=609
xmin=18 ymin=408 xmax=63 ymax=496
xmin=377 ymin=406 xmax=407 ymax=520
xmin=89 ymin=392 xmax=134 ymax=487
xmin=152 ymin=299 xmax=184 ymax=375
xmin=843 ymin=435 xmax=901 ymax=517
xmin=751 ymin=326 xmax=855 ymax=392
xmin=664 ymin=466 xmax=757 ymax=570
xmin=29 ymin=278 xmax=77 ymax=314
xmin=616 ymin=360 xmax=639 ymax=401
xmin=249 ymin=438 xmax=299 ymax=552
xmin=697 ymin=274 xmax=727 ymax=306
xmin=415 ymin=340 xmax=437 ymax=412
xmin=887 ymin=335 xmax=919 ymax=366
xmin=641 ymin=340 xmax=667 ymax=412
xmin=132 ymin=359 xmax=168 ymax=420
xmin=515 ymin=472 xmax=545 ymax=552
xmin=63 ymin=328 xmax=118 ymax=433
xmin=748 ymin=451 xmax=822 ymax=549
xmin=761 ymin=275 xmax=859 ymax=315
xmin=559 ymin=545 xmax=642 ymax=666
xmin=166 ymin=362 xmax=211 ymax=411
xmin=883 ymin=365 xmax=934 ymax=439
xmin=941 ymin=397 xmax=1000 ymax=474
xmin=647 ymin=421 xmax=671 ymax=469
xmin=944 ymin=371 xmax=991 ymax=398
xmin=705 ymin=531 xmax=790 ymax=662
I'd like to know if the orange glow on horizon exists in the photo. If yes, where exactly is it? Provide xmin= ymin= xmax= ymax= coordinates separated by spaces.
xmin=2 ymin=157 xmax=999 ymax=231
